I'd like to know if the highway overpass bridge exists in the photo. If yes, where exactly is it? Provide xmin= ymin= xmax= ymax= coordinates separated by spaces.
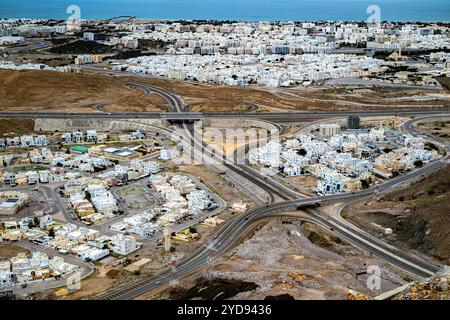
xmin=1 ymin=108 xmax=449 ymax=123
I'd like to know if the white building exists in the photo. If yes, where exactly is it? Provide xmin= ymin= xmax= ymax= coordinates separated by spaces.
xmin=20 ymin=135 xmax=34 ymax=148
xmin=404 ymin=135 xmax=425 ymax=149
xmin=61 ymin=133 xmax=73 ymax=143
xmin=86 ymin=130 xmax=98 ymax=143
xmin=34 ymin=135 xmax=49 ymax=146
xmin=71 ymin=132 xmax=84 ymax=143
xmin=0 ymin=270 xmax=13 ymax=287
xmin=316 ymin=176 xmax=347 ymax=195
xmin=319 ymin=124 xmax=341 ymax=137
xmin=80 ymin=248 xmax=109 ymax=261
xmin=283 ymin=164 xmax=302 ymax=176
xmin=160 ymin=148 xmax=176 ymax=160
xmin=109 ymin=234 xmax=141 ymax=255
xmin=369 ymin=127 xmax=385 ymax=142
xmin=48 ymin=256 xmax=79 ymax=275
xmin=39 ymin=215 xmax=53 ymax=229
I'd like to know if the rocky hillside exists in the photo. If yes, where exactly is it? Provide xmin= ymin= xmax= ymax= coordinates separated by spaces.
xmin=0 ymin=70 xmax=164 ymax=112
xmin=393 ymin=268 xmax=449 ymax=300
xmin=343 ymin=164 xmax=450 ymax=264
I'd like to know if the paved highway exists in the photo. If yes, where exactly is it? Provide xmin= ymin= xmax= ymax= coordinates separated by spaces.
xmin=1 ymin=109 xmax=450 ymax=122
xmin=3 ymin=89 xmax=441 ymax=299
xmin=1 ymin=48 xmax=448 ymax=298
xmin=95 ymin=155 xmax=446 ymax=300
xmin=403 ymin=116 xmax=450 ymax=149
xmin=0 ymin=39 xmax=50 ymax=62
xmin=93 ymin=89 xmax=448 ymax=300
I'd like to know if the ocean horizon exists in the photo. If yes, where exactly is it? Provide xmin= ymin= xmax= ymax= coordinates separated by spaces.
xmin=0 ymin=0 xmax=449 ymax=22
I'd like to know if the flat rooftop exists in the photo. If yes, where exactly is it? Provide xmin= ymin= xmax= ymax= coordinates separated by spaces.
xmin=0 ymin=199 xmax=19 ymax=208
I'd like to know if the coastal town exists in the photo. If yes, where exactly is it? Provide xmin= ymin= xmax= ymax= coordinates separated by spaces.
xmin=0 ymin=19 xmax=449 ymax=87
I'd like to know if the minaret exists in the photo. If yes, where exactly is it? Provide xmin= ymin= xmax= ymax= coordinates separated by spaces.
xmin=164 ymin=226 xmax=172 ymax=252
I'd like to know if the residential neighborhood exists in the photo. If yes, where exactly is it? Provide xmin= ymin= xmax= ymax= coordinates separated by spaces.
xmin=0 ymin=1 xmax=449 ymax=303
xmin=249 ymin=117 xmax=441 ymax=195
xmin=1 ymin=19 xmax=449 ymax=87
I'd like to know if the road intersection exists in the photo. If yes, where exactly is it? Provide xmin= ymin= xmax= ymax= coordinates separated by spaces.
xmin=91 ymin=84 xmax=448 ymax=300
xmin=1 ymin=44 xmax=448 ymax=298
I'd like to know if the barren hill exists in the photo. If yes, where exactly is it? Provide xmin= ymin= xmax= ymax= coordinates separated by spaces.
xmin=0 ymin=70 xmax=165 ymax=112
xmin=343 ymin=164 xmax=450 ymax=264
xmin=126 ymin=76 xmax=450 ymax=113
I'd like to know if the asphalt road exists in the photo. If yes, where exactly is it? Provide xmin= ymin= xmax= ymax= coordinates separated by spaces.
xmin=93 ymin=95 xmax=448 ymax=300
xmin=1 ymin=48 xmax=449 ymax=298
xmin=2 ymin=109 xmax=450 ymax=122
xmin=2 ymin=102 xmax=447 ymax=300
xmin=1 ymin=241 xmax=95 ymax=295
xmin=95 ymin=155 xmax=446 ymax=300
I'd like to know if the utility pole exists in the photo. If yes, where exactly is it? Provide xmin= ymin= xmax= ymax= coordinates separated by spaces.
xmin=164 ymin=226 xmax=172 ymax=252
